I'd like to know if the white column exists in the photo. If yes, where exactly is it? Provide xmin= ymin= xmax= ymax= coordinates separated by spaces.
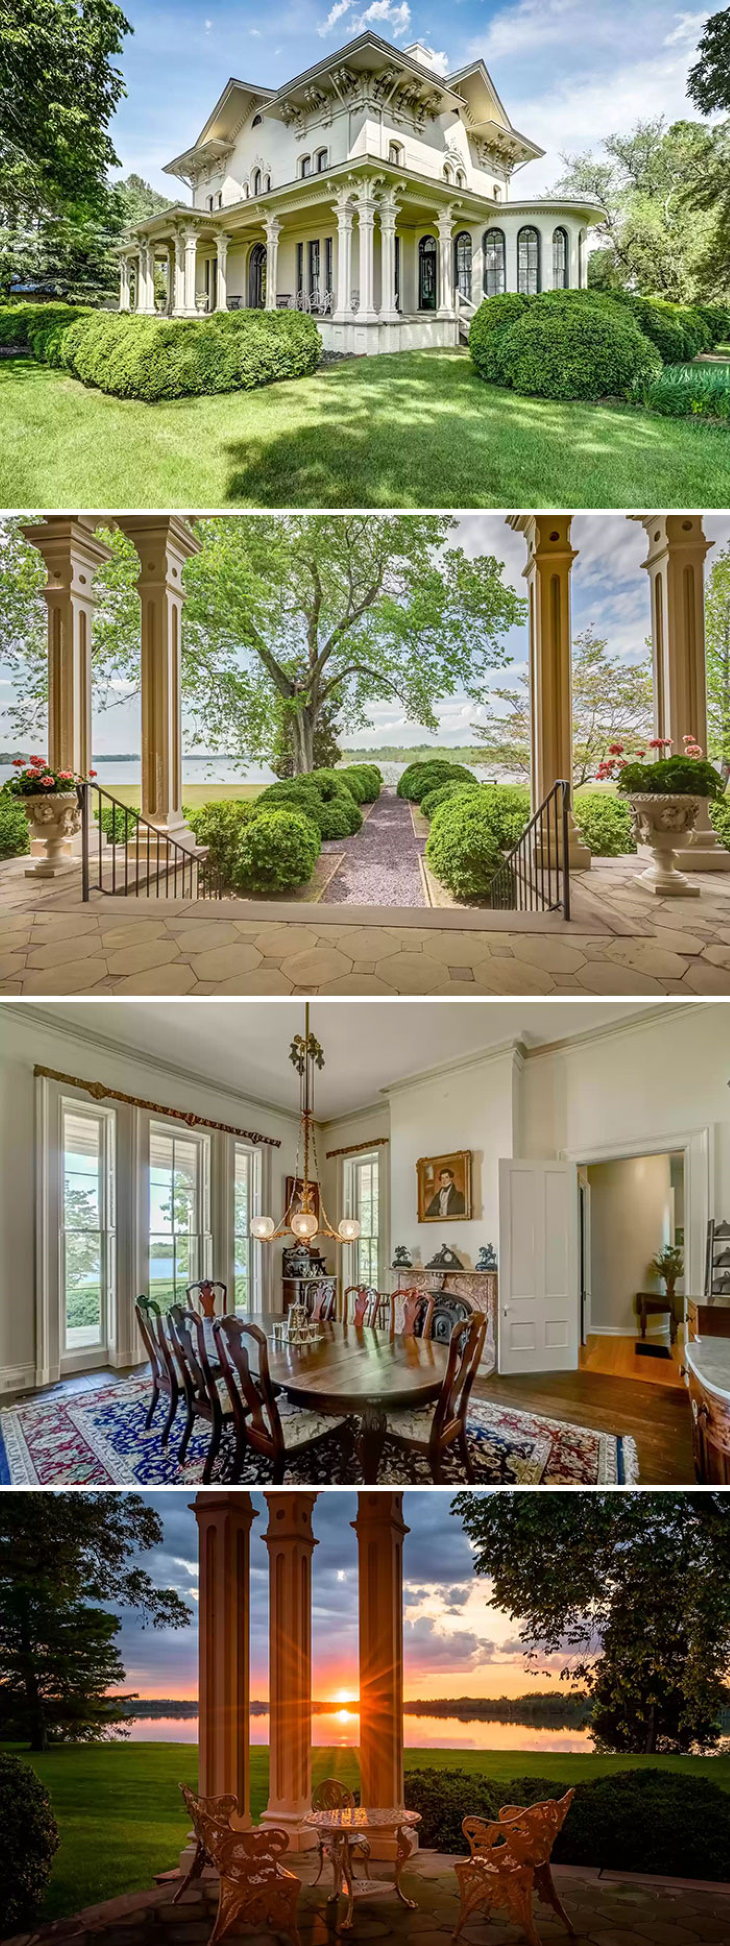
xmin=194 ymin=1491 xmax=255 ymax=1810
xmin=437 ymin=210 xmax=454 ymax=318
xmin=261 ymin=1493 xmax=318 ymax=1851
xmin=118 ymin=258 xmax=131 ymax=312
xmin=265 ymin=217 xmax=280 ymax=310
xmin=511 ymin=513 xmax=591 ymax=871
xmin=333 ymin=195 xmax=354 ymax=320
xmin=637 ymin=514 xmax=729 ymax=869
xmin=215 ymin=233 xmax=229 ymax=311
xmin=21 ymin=519 xmax=112 ymax=783
xmin=138 ymin=244 xmax=156 ymax=315
xmin=118 ymin=516 xmax=200 ymax=849
xmin=172 ymin=234 xmax=185 ymax=315
xmin=183 ymin=230 xmax=198 ymax=314
xmin=379 ymin=194 xmax=399 ymax=321
xmin=353 ymin=1492 xmax=408 ymax=1858
xmin=355 ymin=185 xmax=377 ymax=321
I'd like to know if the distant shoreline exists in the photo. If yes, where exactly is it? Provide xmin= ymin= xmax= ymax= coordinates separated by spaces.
xmin=119 ymin=1693 xmax=593 ymax=1727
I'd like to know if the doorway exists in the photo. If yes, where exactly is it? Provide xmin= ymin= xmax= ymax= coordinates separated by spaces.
xmin=248 ymin=243 xmax=267 ymax=309
xmin=418 ymin=235 xmax=437 ymax=310
xmin=578 ymin=1149 xmax=686 ymax=1388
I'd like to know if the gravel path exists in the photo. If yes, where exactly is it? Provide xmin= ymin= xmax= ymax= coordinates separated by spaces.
xmin=321 ymin=788 xmax=427 ymax=907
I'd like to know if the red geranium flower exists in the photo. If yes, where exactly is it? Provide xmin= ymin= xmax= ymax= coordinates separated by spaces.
xmin=88 ymin=769 xmax=97 ymax=778
xmin=11 ymin=757 xmax=23 ymax=766
xmin=39 ymin=775 xmax=55 ymax=787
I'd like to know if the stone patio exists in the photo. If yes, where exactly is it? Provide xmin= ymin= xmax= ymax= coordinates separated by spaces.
xmin=9 ymin=1850 xmax=730 ymax=1946
xmin=3 ymin=851 xmax=730 ymax=995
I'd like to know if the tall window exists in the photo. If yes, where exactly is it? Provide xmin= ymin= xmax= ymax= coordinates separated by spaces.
xmin=418 ymin=234 xmax=437 ymax=310
xmin=296 ymin=241 xmax=304 ymax=295
xmin=483 ymin=228 xmax=505 ymax=297
xmin=454 ymin=230 xmax=472 ymax=301
xmin=518 ymin=225 xmax=540 ymax=295
xmin=148 ymin=1124 xmax=209 ymax=1308
xmin=388 ymin=141 xmax=403 ymax=165
xmin=300 ymin=155 xmax=311 ymax=178
xmin=578 ymin=227 xmax=586 ymax=286
xmin=61 ymin=1102 xmax=115 ymax=1355
xmin=309 ymin=238 xmax=320 ymax=293
xmin=233 ymin=1145 xmax=253 ymax=1312
xmin=552 ymin=226 xmax=568 ymax=289
xmin=315 ymin=148 xmax=328 ymax=172
xmin=345 ymin=1151 xmax=380 ymax=1287
xmin=325 ymin=236 xmax=333 ymax=293
xmin=252 ymin=168 xmax=261 ymax=196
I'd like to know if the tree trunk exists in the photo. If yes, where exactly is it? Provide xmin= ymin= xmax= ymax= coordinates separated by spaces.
xmin=290 ymin=705 xmax=316 ymax=775
xmin=645 ymin=1702 xmax=658 ymax=1754
xmin=18 ymin=1596 xmax=48 ymax=1750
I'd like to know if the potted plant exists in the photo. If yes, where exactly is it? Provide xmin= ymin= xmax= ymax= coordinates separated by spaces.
xmin=595 ymin=736 xmax=724 ymax=896
xmin=651 ymin=1244 xmax=684 ymax=1301
xmin=3 ymin=755 xmax=93 ymax=876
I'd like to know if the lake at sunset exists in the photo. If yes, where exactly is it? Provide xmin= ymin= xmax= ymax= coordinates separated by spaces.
xmin=125 ymin=1710 xmax=595 ymax=1754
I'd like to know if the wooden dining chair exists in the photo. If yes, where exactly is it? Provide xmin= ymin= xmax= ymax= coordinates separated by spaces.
xmin=135 ymin=1296 xmax=180 ymax=1446
xmin=454 ymin=1791 xmax=576 ymax=1946
xmin=310 ymin=1279 xmax=337 ymax=1323
xmin=394 ymin=1288 xmax=435 ymax=1338
xmin=310 ymin=1779 xmax=356 ymax=1884
xmin=176 ymin=1784 xmax=301 ymax=1946
xmin=384 ymin=1311 xmax=486 ymax=1481
xmin=186 ymin=1279 xmax=227 ymax=1318
xmin=344 ymin=1285 xmax=391 ymax=1329
xmin=167 ymin=1305 xmax=234 ymax=1482
xmin=214 ymin=1315 xmax=347 ymax=1483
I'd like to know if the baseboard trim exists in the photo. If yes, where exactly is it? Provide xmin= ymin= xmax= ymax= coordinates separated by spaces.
xmin=0 ymin=1363 xmax=36 ymax=1394
xmin=589 ymin=1322 xmax=668 ymax=1338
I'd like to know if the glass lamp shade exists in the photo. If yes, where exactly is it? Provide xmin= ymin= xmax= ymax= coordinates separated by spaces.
xmin=290 ymin=1209 xmax=319 ymax=1240
xmin=250 ymin=1215 xmax=276 ymax=1239
xmin=338 ymin=1217 xmax=361 ymax=1241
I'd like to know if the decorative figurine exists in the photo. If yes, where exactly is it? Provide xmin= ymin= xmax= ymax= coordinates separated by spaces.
xmin=476 ymin=1244 xmax=498 ymax=1271
xmin=392 ymin=1245 xmax=413 ymax=1269
xmin=425 ymin=1244 xmax=465 ymax=1270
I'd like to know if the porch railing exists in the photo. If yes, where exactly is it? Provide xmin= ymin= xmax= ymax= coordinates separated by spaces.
xmin=489 ymin=780 xmax=572 ymax=921
xmin=77 ymin=781 xmax=223 ymax=903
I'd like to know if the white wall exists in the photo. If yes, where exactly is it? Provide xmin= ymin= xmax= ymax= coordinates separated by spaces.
xmin=587 ymin=1152 xmax=674 ymax=1334
xmin=387 ymin=1046 xmax=520 ymax=1270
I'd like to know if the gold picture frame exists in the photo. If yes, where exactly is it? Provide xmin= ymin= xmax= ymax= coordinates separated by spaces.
xmin=417 ymin=1150 xmax=472 ymax=1223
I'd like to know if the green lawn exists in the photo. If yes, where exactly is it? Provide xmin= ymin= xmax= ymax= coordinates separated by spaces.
xmin=7 ymin=1742 xmax=730 ymax=1923
xmin=106 ymin=783 xmax=262 ymax=808
xmin=2 ymin=351 xmax=730 ymax=509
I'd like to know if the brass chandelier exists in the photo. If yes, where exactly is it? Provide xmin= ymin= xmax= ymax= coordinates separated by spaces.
xmin=250 ymin=1005 xmax=361 ymax=1246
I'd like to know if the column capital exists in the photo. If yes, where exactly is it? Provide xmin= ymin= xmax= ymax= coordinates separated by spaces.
xmin=264 ymin=1490 xmax=318 ymax=1548
xmin=511 ymin=513 xmax=578 ymax=572
xmin=216 ymin=231 xmax=230 ymax=259
xmin=353 ymin=1489 xmax=408 ymax=1538
xmin=21 ymin=518 xmax=113 ymax=591
xmin=634 ymin=513 xmax=712 ymax=572
xmin=264 ymin=214 xmax=281 ymax=243
xmin=117 ymin=514 xmax=200 ymax=588
xmin=193 ymin=1488 xmax=257 ymax=1527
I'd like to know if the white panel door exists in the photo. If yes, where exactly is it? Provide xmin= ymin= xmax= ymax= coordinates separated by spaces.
xmin=498 ymin=1159 xmax=579 ymax=1374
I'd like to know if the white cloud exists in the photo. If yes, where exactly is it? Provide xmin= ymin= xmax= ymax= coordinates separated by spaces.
xmin=356 ymin=0 xmax=412 ymax=34
xmin=663 ymin=9 xmax=708 ymax=46
xmin=318 ymin=0 xmax=353 ymax=34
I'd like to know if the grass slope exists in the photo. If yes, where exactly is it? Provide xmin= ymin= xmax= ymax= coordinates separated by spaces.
xmin=6 ymin=1742 xmax=730 ymax=1922
xmin=2 ymin=351 xmax=730 ymax=510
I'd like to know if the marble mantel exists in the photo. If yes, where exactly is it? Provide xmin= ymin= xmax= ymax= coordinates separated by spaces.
xmin=390 ymin=1269 xmax=497 ymax=1372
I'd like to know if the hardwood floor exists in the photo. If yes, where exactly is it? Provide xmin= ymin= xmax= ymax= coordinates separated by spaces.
xmin=475 ymin=1367 xmax=693 ymax=1485
xmin=580 ymin=1331 xmax=685 ymax=1390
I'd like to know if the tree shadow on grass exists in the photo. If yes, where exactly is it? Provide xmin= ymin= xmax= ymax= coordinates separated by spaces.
xmin=222 ymin=349 xmax=730 ymax=510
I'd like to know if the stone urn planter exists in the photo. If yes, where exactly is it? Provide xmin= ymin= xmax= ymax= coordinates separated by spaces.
xmin=629 ymin=792 xmax=701 ymax=898
xmin=24 ymin=791 xmax=81 ymax=878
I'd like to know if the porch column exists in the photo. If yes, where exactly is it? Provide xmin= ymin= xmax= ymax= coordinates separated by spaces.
xmin=265 ymin=217 xmax=280 ymax=309
xmin=117 ymin=516 xmax=200 ymax=849
xmin=194 ymin=1491 xmax=255 ymax=1811
xmin=215 ymin=233 xmax=229 ymax=311
xmin=437 ymin=210 xmax=454 ymax=317
xmin=379 ymin=194 xmax=399 ymax=322
xmin=261 ymin=1493 xmax=318 ymax=1851
xmin=183 ymin=229 xmax=198 ymax=314
xmin=118 ymin=257 xmax=131 ymax=312
xmin=637 ymin=514 xmax=728 ymax=868
xmin=333 ymin=193 xmax=354 ymax=320
xmin=355 ymin=185 xmax=377 ymax=321
xmin=21 ymin=518 xmax=112 ymax=785
xmin=511 ymin=513 xmax=591 ymax=870
xmin=353 ymin=1491 xmax=407 ymax=1858
xmin=138 ymin=244 xmax=156 ymax=315
xmin=172 ymin=234 xmax=186 ymax=315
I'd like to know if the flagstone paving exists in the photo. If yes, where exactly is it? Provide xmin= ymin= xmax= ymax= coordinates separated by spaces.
xmin=10 ymin=1851 xmax=730 ymax=1946
xmin=3 ymin=852 xmax=730 ymax=994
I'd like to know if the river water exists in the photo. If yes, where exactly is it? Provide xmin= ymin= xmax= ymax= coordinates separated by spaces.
xmin=125 ymin=1711 xmax=594 ymax=1754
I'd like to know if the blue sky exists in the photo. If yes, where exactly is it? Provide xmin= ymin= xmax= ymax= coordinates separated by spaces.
xmin=114 ymin=1489 xmax=550 ymax=1701
xmin=109 ymin=0 xmax=712 ymax=200
xmin=3 ymin=515 xmax=729 ymax=757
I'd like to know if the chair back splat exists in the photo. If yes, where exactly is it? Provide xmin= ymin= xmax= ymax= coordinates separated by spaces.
xmin=344 ymin=1284 xmax=392 ymax=1329
xmin=456 ymin=1790 xmax=576 ymax=1946
xmin=394 ymin=1288 xmax=435 ymax=1338
xmin=186 ymin=1279 xmax=227 ymax=1318
xmin=176 ymin=1784 xmax=302 ymax=1946
xmin=433 ymin=1311 xmax=486 ymax=1442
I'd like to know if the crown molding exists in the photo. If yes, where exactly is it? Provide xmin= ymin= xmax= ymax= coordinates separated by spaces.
xmin=522 ymin=1002 xmax=692 ymax=1065
xmin=381 ymin=1036 xmax=525 ymax=1101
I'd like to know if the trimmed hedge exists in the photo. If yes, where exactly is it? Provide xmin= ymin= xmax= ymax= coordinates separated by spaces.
xmin=0 ymin=1753 xmax=59 ymax=1933
xmin=233 ymin=807 xmax=321 ymax=893
xmin=425 ymin=794 xmax=503 ymax=901
xmin=710 ymin=797 xmax=730 ymax=849
xmin=420 ymin=779 xmax=481 ymax=819
xmin=397 ymin=759 xmax=476 ymax=803
xmin=340 ymin=763 xmax=382 ymax=801
xmin=475 ymin=782 xmax=531 ymax=849
xmin=403 ymin=1765 xmax=730 ymax=1882
xmin=612 ymin=293 xmax=711 ymax=363
xmin=0 ymin=792 xmax=30 ymax=858
xmin=497 ymin=296 xmax=661 ymax=402
xmin=186 ymin=800 xmax=259 ymax=880
xmin=573 ymin=791 xmax=635 ymax=856
xmin=0 ymin=301 xmax=321 ymax=401
xmin=468 ymin=292 xmax=531 ymax=383
xmin=255 ymin=778 xmax=362 ymax=837
xmin=644 ymin=361 xmax=730 ymax=423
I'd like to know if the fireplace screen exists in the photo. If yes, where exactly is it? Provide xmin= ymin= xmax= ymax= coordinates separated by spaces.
xmin=425 ymin=1292 xmax=473 ymax=1343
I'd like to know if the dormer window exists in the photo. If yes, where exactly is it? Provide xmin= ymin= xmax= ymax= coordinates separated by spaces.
xmin=300 ymin=155 xmax=311 ymax=178
xmin=315 ymin=148 xmax=328 ymax=172
xmin=388 ymin=141 xmax=403 ymax=166
xmin=252 ymin=113 xmax=262 ymax=128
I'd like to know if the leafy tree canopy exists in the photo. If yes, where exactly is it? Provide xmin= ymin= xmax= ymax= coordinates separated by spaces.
xmin=688 ymin=5 xmax=730 ymax=114
xmin=553 ymin=117 xmax=726 ymax=299
xmin=453 ymin=1492 xmax=730 ymax=1756
xmin=0 ymin=0 xmax=131 ymax=216
xmin=473 ymin=629 xmax=653 ymax=786
xmin=706 ymin=542 xmax=730 ymax=776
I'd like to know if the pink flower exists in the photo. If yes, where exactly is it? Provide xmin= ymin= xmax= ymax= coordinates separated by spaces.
xmin=29 ymin=755 xmax=44 ymax=766
xmin=11 ymin=757 xmax=23 ymax=767
xmin=57 ymin=769 xmax=73 ymax=780
xmin=608 ymin=742 xmax=624 ymax=756
xmin=39 ymin=775 xmax=55 ymax=788
xmin=648 ymin=737 xmax=671 ymax=749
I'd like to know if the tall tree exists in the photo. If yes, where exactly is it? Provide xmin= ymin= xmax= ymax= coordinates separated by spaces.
xmin=473 ymin=630 xmax=653 ymax=786
xmin=0 ymin=1496 xmax=191 ymax=1749
xmin=0 ymin=0 xmax=131 ymax=217
xmin=553 ymin=119 xmax=721 ymax=299
xmin=706 ymin=543 xmax=730 ymax=779
xmin=688 ymin=6 xmax=730 ymax=114
xmin=0 ymin=517 xmax=523 ymax=776
xmin=453 ymin=1493 xmax=730 ymax=1756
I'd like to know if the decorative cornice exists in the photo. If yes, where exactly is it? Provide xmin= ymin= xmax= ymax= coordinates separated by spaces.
xmin=33 ymin=1065 xmax=282 ymax=1147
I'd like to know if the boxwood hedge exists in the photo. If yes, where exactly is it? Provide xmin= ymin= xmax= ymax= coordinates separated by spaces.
xmin=425 ymin=794 xmax=503 ymax=901
xmin=397 ymin=759 xmax=476 ymax=803
xmin=468 ymin=292 xmax=531 ymax=383
xmin=497 ymin=296 xmax=661 ymax=402
xmin=233 ymin=806 xmax=321 ymax=893
xmin=573 ymin=791 xmax=635 ymax=856
xmin=0 ymin=791 xmax=30 ymax=858
xmin=0 ymin=301 xmax=321 ymax=401
xmin=0 ymin=1753 xmax=59 ymax=1933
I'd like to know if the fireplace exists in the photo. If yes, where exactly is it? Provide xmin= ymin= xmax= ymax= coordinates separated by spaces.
xmin=422 ymin=1291 xmax=473 ymax=1343
xmin=392 ymin=1270 xmax=497 ymax=1372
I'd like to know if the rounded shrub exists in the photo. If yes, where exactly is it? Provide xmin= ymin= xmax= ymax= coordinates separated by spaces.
xmin=233 ymin=807 xmax=321 ymax=893
xmin=257 ymin=778 xmax=361 ymax=836
xmin=404 ymin=1769 xmax=503 ymax=1851
xmin=694 ymin=302 xmax=730 ymax=346
xmin=499 ymin=297 xmax=661 ymax=402
xmin=0 ymin=1752 xmax=59 ymax=1934
xmin=709 ymin=797 xmax=730 ymax=849
xmin=317 ymin=795 xmax=363 ymax=839
xmin=573 ymin=791 xmax=635 ymax=856
xmin=420 ymin=779 xmax=481 ymax=819
xmin=307 ymin=767 xmax=356 ymax=802
xmin=425 ymin=794 xmax=503 ymax=901
xmin=0 ymin=791 xmax=30 ymax=858
xmin=341 ymin=762 xmax=382 ymax=800
xmin=552 ymin=1769 xmax=730 ymax=1882
xmin=186 ymin=799 xmax=259 ymax=881
xmin=397 ymin=760 xmax=476 ymax=803
xmin=611 ymin=294 xmax=700 ymax=364
xmin=476 ymin=783 xmax=531 ymax=849
xmin=469 ymin=293 xmax=531 ymax=383
xmin=57 ymin=307 xmax=321 ymax=401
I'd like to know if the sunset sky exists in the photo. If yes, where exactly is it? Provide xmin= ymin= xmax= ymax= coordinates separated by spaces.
xmin=120 ymin=1490 xmax=560 ymax=1704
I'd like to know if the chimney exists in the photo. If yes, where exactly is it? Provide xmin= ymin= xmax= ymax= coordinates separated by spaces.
xmin=404 ymin=41 xmax=441 ymax=71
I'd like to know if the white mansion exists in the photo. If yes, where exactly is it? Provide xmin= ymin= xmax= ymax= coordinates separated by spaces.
xmin=119 ymin=32 xmax=601 ymax=354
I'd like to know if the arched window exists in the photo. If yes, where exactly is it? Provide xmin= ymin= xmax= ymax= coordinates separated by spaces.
xmin=517 ymin=224 xmax=540 ymax=295
xmin=252 ymin=113 xmax=262 ymax=128
xmin=248 ymin=241 xmax=267 ymax=309
xmin=443 ymin=163 xmax=452 ymax=182
xmin=252 ymin=168 xmax=261 ymax=196
xmin=418 ymin=234 xmax=437 ymax=310
xmin=455 ymin=169 xmax=466 ymax=188
xmin=483 ymin=227 xmax=505 ymax=298
xmin=388 ymin=140 xmax=403 ymax=165
xmin=454 ymin=230 xmax=472 ymax=302
xmin=552 ymin=226 xmax=569 ymax=289
xmin=300 ymin=155 xmax=311 ymax=178
xmin=315 ymin=148 xmax=328 ymax=172
xmin=264 ymin=174 xmax=271 ymax=193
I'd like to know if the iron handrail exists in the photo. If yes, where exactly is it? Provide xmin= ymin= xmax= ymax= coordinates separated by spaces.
xmin=77 ymin=780 xmax=223 ymax=902
xmin=488 ymin=779 xmax=572 ymax=920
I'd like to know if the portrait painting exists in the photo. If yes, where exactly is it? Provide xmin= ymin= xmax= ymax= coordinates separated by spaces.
xmin=417 ymin=1151 xmax=472 ymax=1223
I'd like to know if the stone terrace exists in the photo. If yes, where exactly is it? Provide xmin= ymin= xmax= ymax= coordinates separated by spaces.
xmin=9 ymin=1851 xmax=730 ymax=1946
xmin=3 ymin=854 xmax=730 ymax=995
